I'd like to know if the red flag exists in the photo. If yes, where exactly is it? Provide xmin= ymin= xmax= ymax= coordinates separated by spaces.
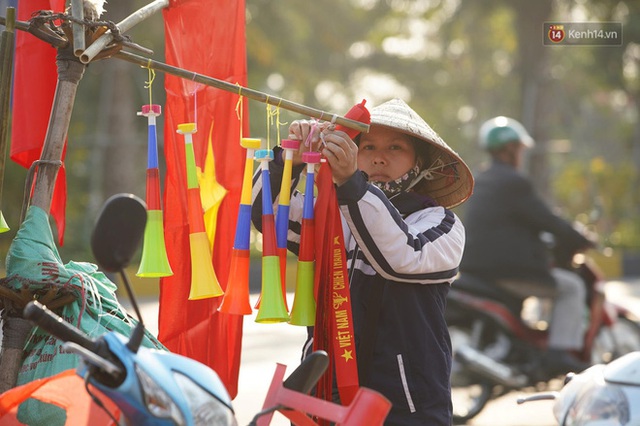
xmin=11 ymin=0 xmax=67 ymax=245
xmin=160 ymin=0 xmax=247 ymax=398
xmin=313 ymin=101 xmax=370 ymax=407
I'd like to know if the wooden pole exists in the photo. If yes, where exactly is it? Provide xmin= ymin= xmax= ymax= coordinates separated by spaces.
xmin=0 ymin=7 xmax=15 ymax=231
xmin=29 ymin=55 xmax=86 ymax=212
xmin=0 ymin=14 xmax=371 ymax=134
xmin=0 ymin=13 xmax=86 ymax=394
xmin=0 ymin=315 xmax=33 ymax=393
xmin=0 ymin=8 xmax=28 ymax=394
xmin=70 ymin=0 xmax=85 ymax=56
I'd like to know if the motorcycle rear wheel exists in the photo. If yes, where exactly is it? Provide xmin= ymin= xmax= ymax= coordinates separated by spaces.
xmin=449 ymin=324 xmax=496 ymax=424
xmin=591 ymin=315 xmax=640 ymax=364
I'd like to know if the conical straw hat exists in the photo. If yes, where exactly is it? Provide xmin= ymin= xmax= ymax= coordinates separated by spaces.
xmin=369 ymin=99 xmax=474 ymax=209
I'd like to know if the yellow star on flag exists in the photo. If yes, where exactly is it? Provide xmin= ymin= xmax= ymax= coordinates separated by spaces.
xmin=197 ymin=122 xmax=228 ymax=252
xmin=341 ymin=349 xmax=354 ymax=362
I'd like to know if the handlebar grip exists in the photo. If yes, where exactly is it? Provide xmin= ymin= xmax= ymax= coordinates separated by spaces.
xmin=24 ymin=300 xmax=99 ymax=353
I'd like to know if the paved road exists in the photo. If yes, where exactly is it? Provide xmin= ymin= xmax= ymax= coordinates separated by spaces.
xmin=131 ymin=278 xmax=640 ymax=426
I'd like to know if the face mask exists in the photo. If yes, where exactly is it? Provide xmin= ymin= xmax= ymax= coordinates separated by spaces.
xmin=371 ymin=164 xmax=421 ymax=197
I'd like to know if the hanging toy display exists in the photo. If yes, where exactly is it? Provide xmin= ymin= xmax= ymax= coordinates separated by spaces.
xmin=254 ymin=148 xmax=290 ymax=323
xmin=177 ymin=123 xmax=224 ymax=300
xmin=136 ymin=104 xmax=173 ymax=278
xmin=218 ymin=137 xmax=262 ymax=315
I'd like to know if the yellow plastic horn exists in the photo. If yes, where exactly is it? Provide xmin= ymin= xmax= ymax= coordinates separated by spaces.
xmin=0 ymin=211 xmax=8 ymax=233
xmin=137 ymin=210 xmax=173 ymax=277
xmin=188 ymin=232 xmax=224 ymax=300
xmin=178 ymin=123 xmax=224 ymax=300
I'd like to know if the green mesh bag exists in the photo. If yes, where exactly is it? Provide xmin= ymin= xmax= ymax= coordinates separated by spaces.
xmin=4 ymin=205 xmax=166 ymax=425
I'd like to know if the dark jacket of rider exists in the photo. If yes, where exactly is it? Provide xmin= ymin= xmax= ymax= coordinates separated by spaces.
xmin=459 ymin=159 xmax=592 ymax=290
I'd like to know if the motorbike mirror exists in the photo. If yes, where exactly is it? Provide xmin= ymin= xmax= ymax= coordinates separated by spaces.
xmin=91 ymin=193 xmax=147 ymax=273
xmin=283 ymin=350 xmax=329 ymax=394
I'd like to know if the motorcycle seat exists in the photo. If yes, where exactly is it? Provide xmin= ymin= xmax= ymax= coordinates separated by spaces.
xmin=452 ymin=273 xmax=524 ymax=313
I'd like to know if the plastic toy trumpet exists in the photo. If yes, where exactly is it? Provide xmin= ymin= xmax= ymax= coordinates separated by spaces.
xmin=274 ymin=139 xmax=301 ymax=311
xmin=136 ymin=104 xmax=173 ymax=278
xmin=255 ymin=148 xmax=289 ymax=323
xmin=218 ymin=137 xmax=262 ymax=315
xmin=289 ymin=151 xmax=321 ymax=326
xmin=177 ymin=123 xmax=224 ymax=300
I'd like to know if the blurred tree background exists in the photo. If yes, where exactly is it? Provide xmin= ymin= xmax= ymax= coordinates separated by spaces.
xmin=1 ymin=0 xmax=639 ymax=274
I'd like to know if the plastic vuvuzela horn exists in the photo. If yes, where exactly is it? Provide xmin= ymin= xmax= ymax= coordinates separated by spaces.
xmin=255 ymin=148 xmax=289 ymax=323
xmin=177 ymin=123 xmax=224 ymax=300
xmin=218 ymin=137 xmax=262 ymax=315
xmin=137 ymin=104 xmax=173 ymax=278
xmin=273 ymin=139 xmax=300 ymax=311
xmin=289 ymin=151 xmax=321 ymax=326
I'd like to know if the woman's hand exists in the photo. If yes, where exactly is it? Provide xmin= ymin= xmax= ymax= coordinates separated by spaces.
xmin=287 ymin=120 xmax=359 ymax=185
xmin=320 ymin=128 xmax=358 ymax=186
xmin=288 ymin=119 xmax=327 ymax=166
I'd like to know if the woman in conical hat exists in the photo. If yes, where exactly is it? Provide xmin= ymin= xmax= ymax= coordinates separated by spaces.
xmin=252 ymin=98 xmax=473 ymax=425
xmin=363 ymin=98 xmax=473 ymax=208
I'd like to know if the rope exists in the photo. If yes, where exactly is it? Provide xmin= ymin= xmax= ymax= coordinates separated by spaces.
xmin=235 ymin=84 xmax=244 ymax=140
xmin=406 ymin=156 xmax=458 ymax=190
xmin=144 ymin=66 xmax=156 ymax=106
xmin=29 ymin=10 xmax=130 ymax=45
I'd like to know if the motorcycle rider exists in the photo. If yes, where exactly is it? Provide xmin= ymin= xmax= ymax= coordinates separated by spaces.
xmin=459 ymin=116 xmax=594 ymax=375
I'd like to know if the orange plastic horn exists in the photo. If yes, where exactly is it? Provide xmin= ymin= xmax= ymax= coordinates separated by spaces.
xmin=219 ymin=137 xmax=262 ymax=315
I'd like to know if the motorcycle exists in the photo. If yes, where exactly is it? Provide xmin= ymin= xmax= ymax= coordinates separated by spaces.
xmin=517 ymin=350 xmax=640 ymax=425
xmin=20 ymin=193 xmax=391 ymax=425
xmin=446 ymin=234 xmax=640 ymax=424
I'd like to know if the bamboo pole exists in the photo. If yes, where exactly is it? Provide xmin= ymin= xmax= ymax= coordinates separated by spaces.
xmin=71 ymin=0 xmax=85 ymax=56
xmin=0 ymin=316 xmax=33 ymax=393
xmin=0 ymin=15 xmax=26 ymax=31
xmin=0 ymin=14 xmax=371 ymax=134
xmin=30 ymin=57 xmax=86 ymax=213
xmin=115 ymin=51 xmax=371 ymax=133
xmin=0 ymin=7 xmax=26 ymax=395
xmin=0 ymin=7 xmax=15 ymax=232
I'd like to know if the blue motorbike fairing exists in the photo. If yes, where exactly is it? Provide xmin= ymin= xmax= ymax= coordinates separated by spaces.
xmin=76 ymin=332 xmax=234 ymax=425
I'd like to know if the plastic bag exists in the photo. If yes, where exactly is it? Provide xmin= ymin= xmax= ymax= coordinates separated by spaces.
xmin=0 ymin=369 xmax=121 ymax=425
